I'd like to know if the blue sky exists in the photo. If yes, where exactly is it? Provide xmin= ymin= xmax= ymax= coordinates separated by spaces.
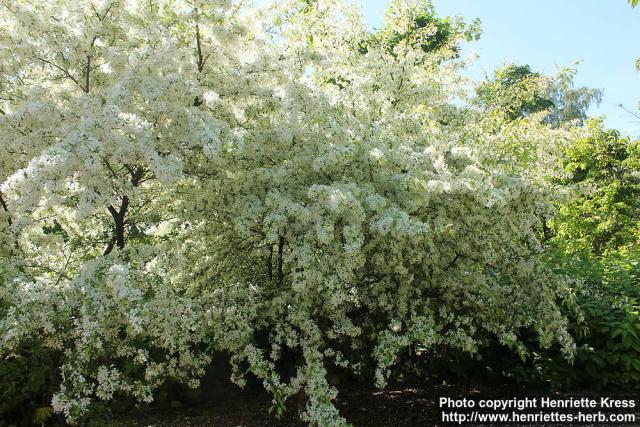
xmin=359 ymin=0 xmax=640 ymax=137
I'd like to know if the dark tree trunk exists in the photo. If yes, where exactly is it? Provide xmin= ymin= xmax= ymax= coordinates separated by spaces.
xmin=277 ymin=236 xmax=285 ymax=284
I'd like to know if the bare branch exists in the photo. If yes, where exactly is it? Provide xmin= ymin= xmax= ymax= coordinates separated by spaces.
xmin=35 ymin=56 xmax=82 ymax=89
xmin=24 ymin=263 xmax=71 ymax=281
xmin=618 ymin=103 xmax=640 ymax=122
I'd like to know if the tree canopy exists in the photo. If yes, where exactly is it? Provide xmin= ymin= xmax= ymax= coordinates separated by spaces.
xmin=475 ymin=64 xmax=602 ymax=126
xmin=0 ymin=0 xmax=616 ymax=425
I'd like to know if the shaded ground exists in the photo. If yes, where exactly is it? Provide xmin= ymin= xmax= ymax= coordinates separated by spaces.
xmin=104 ymin=378 xmax=640 ymax=426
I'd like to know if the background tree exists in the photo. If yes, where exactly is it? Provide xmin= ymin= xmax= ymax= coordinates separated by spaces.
xmin=475 ymin=63 xmax=602 ymax=126
xmin=551 ymin=120 xmax=640 ymax=256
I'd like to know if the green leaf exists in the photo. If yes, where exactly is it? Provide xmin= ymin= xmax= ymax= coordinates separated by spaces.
xmin=33 ymin=406 xmax=53 ymax=425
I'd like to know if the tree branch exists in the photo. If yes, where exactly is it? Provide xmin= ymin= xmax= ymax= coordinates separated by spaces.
xmin=85 ymin=54 xmax=91 ymax=92
xmin=267 ymin=245 xmax=273 ymax=280
xmin=444 ymin=253 xmax=461 ymax=271
xmin=84 ymin=35 xmax=98 ymax=93
xmin=618 ymin=103 xmax=640 ymax=122
xmin=24 ymin=263 xmax=71 ymax=281
xmin=0 ymin=190 xmax=12 ymax=227
xmin=35 ymin=56 xmax=82 ymax=89
xmin=106 ymin=195 xmax=129 ymax=252
xmin=277 ymin=235 xmax=285 ymax=284
xmin=194 ymin=9 xmax=206 ymax=73
xmin=103 ymin=167 xmax=144 ymax=255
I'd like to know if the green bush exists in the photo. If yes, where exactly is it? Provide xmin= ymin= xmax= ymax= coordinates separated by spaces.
xmin=505 ymin=251 xmax=640 ymax=390
xmin=0 ymin=345 xmax=60 ymax=427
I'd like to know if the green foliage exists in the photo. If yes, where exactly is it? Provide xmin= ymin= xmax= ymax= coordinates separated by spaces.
xmin=361 ymin=0 xmax=481 ymax=58
xmin=552 ymin=120 xmax=640 ymax=255
xmin=501 ymin=119 xmax=640 ymax=390
xmin=630 ymin=0 xmax=638 ymax=8
xmin=475 ymin=64 xmax=601 ymax=125
xmin=507 ymin=251 xmax=640 ymax=390
xmin=0 ymin=345 xmax=59 ymax=426
xmin=545 ymin=66 xmax=603 ymax=126
xmin=568 ymin=253 xmax=640 ymax=389
xmin=476 ymin=64 xmax=554 ymax=121
xmin=33 ymin=407 xmax=54 ymax=426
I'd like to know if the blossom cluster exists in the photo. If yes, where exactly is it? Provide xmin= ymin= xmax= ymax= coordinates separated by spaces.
xmin=0 ymin=0 xmax=578 ymax=425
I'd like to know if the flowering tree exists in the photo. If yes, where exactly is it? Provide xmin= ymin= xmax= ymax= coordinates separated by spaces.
xmin=1 ymin=0 xmax=577 ymax=424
